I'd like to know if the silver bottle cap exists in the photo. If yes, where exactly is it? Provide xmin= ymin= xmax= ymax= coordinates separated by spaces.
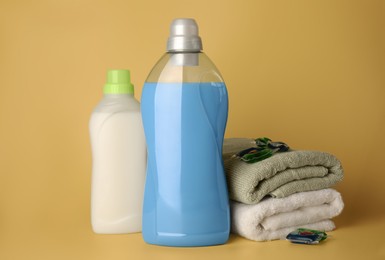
xmin=167 ymin=18 xmax=202 ymax=52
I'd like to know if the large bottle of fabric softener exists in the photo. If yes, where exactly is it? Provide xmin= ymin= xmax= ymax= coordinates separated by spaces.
xmin=141 ymin=18 xmax=230 ymax=247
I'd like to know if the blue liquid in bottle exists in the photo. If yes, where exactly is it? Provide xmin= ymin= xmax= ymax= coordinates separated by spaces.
xmin=141 ymin=19 xmax=230 ymax=247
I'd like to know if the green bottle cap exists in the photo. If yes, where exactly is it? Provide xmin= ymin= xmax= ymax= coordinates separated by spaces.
xmin=103 ymin=69 xmax=134 ymax=94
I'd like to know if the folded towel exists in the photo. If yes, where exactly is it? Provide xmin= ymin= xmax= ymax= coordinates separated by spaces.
xmin=231 ymin=188 xmax=344 ymax=241
xmin=223 ymin=138 xmax=344 ymax=204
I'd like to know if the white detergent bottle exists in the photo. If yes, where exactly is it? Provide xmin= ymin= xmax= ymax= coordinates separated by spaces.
xmin=89 ymin=69 xmax=146 ymax=234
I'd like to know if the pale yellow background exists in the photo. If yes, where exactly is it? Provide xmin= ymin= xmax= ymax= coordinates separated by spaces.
xmin=0 ymin=0 xmax=384 ymax=259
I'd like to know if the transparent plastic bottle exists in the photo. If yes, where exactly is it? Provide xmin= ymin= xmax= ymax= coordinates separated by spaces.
xmin=141 ymin=19 xmax=230 ymax=246
xmin=89 ymin=70 xmax=146 ymax=234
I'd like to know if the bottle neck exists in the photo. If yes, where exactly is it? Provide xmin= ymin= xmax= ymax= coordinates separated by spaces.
xmin=168 ymin=52 xmax=201 ymax=66
xmin=103 ymin=93 xmax=133 ymax=98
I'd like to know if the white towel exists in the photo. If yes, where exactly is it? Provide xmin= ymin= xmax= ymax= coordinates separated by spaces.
xmin=231 ymin=189 xmax=344 ymax=241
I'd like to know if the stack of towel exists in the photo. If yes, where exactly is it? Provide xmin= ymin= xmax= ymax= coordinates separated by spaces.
xmin=223 ymin=138 xmax=344 ymax=241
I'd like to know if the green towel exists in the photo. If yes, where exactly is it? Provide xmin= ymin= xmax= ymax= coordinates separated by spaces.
xmin=223 ymin=138 xmax=344 ymax=204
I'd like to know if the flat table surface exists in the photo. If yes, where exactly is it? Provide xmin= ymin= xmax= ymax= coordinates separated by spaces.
xmin=1 ymin=211 xmax=384 ymax=260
